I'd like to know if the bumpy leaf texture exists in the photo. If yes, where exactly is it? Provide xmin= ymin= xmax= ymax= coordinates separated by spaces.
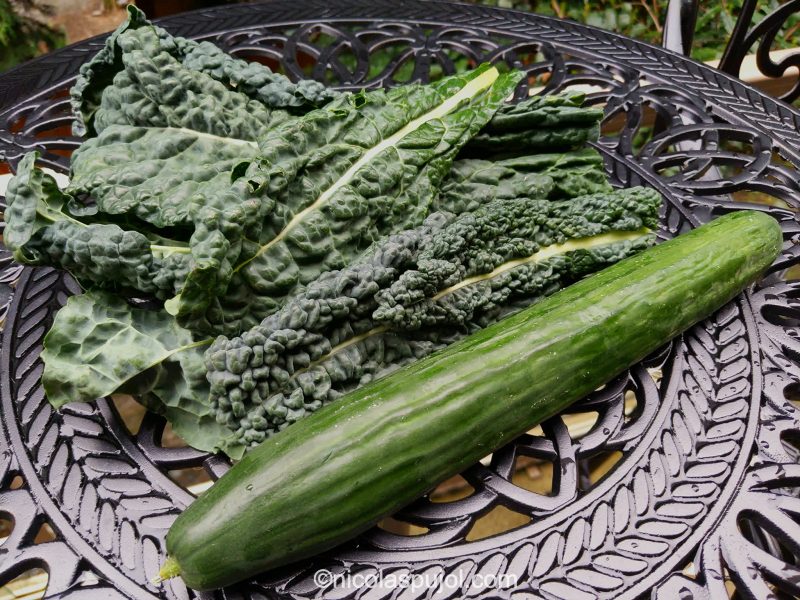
xmin=41 ymin=188 xmax=660 ymax=457
xmin=4 ymin=153 xmax=193 ymax=296
xmin=203 ymin=187 xmax=661 ymax=454
xmin=436 ymin=149 xmax=612 ymax=214
xmin=177 ymin=65 xmax=524 ymax=335
xmin=70 ymin=5 xmax=337 ymax=137
xmin=41 ymin=290 xmax=229 ymax=447
xmin=8 ymin=6 xmax=525 ymax=338
xmin=460 ymin=92 xmax=604 ymax=158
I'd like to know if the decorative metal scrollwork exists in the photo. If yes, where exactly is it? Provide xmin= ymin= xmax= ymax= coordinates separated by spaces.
xmin=1 ymin=1 xmax=800 ymax=598
xmin=715 ymin=0 xmax=800 ymax=104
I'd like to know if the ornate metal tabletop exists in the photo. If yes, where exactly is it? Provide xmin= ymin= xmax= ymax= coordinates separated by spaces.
xmin=1 ymin=1 xmax=800 ymax=598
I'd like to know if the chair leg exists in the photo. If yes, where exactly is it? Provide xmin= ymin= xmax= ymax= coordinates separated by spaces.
xmin=662 ymin=0 xmax=699 ymax=55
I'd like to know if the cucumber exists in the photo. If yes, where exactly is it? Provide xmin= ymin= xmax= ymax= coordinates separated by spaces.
xmin=160 ymin=210 xmax=782 ymax=590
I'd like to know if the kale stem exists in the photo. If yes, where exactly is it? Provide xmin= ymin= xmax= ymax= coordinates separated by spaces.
xmin=151 ymin=244 xmax=192 ymax=256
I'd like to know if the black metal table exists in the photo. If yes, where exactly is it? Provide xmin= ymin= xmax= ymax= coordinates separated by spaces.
xmin=1 ymin=1 xmax=800 ymax=598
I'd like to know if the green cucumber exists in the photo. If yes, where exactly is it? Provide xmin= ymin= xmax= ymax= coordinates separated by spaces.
xmin=160 ymin=210 xmax=782 ymax=590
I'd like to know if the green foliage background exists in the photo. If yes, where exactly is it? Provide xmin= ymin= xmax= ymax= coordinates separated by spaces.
xmin=0 ymin=0 xmax=65 ymax=72
xmin=467 ymin=1 xmax=800 ymax=62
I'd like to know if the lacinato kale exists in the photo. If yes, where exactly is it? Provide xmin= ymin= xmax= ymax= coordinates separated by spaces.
xmin=71 ymin=6 xmax=337 ymax=137
xmin=175 ymin=64 xmax=524 ymax=336
xmin=8 ymin=17 xmax=523 ymax=335
xmin=8 ymin=8 xmax=615 ymax=340
xmin=4 ymin=152 xmax=267 ymax=300
xmin=460 ymin=92 xmax=604 ymax=158
xmin=436 ymin=149 xmax=612 ymax=214
xmin=4 ymin=5 xmax=667 ymax=459
xmin=4 ymin=153 xmax=193 ymax=296
xmin=202 ymin=188 xmax=659 ymax=451
xmin=41 ymin=187 xmax=659 ymax=457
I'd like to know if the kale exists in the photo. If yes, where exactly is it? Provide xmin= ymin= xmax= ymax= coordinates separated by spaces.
xmin=5 ymin=4 xmax=667 ymax=459
xmin=9 ymin=37 xmax=523 ymax=335
xmin=10 ymin=8 xmax=612 ymax=340
xmin=68 ymin=124 xmax=262 ymax=228
xmin=4 ymin=153 xmax=192 ymax=297
xmin=70 ymin=6 xmax=336 ymax=137
xmin=4 ymin=152 xmax=268 ymax=300
xmin=460 ymin=92 xmax=604 ymax=158
xmin=40 ymin=187 xmax=659 ymax=458
xmin=436 ymin=149 xmax=613 ymax=214
xmin=176 ymin=36 xmax=338 ymax=111
xmin=41 ymin=289 xmax=229 ymax=451
xmin=178 ymin=65 xmax=523 ymax=336
xmin=202 ymin=188 xmax=659 ymax=453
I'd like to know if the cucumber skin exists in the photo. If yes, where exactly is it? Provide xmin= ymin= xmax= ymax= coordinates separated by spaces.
xmin=166 ymin=210 xmax=782 ymax=590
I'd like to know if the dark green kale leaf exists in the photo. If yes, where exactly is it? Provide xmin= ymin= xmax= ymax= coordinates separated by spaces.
xmin=203 ymin=187 xmax=661 ymax=453
xmin=4 ymin=152 xmax=194 ymax=296
xmin=40 ymin=289 xmax=234 ymax=456
xmin=70 ymin=5 xmax=337 ymax=137
xmin=460 ymin=92 xmax=604 ymax=158
xmin=176 ymin=36 xmax=338 ymax=111
xmin=90 ymin=25 xmax=286 ymax=139
xmin=5 ymin=152 xmax=272 ymax=301
xmin=11 ymin=42 xmax=522 ymax=338
xmin=435 ymin=149 xmax=613 ymax=214
xmin=174 ymin=65 xmax=525 ymax=336
xmin=40 ymin=187 xmax=661 ymax=458
xmin=68 ymin=125 xmax=261 ymax=228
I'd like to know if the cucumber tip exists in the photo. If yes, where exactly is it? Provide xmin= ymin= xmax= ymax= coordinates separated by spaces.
xmin=154 ymin=556 xmax=181 ymax=584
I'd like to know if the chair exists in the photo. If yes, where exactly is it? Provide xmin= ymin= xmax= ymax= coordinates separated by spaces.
xmin=663 ymin=0 xmax=800 ymax=103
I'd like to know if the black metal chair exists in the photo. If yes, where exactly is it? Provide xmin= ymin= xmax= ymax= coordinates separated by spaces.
xmin=664 ymin=0 xmax=800 ymax=103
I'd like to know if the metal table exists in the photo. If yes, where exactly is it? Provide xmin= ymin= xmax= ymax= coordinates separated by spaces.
xmin=1 ymin=1 xmax=800 ymax=598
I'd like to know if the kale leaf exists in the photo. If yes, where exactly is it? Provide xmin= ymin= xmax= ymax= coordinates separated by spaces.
xmin=460 ymin=92 xmax=604 ymax=158
xmin=41 ymin=187 xmax=659 ymax=458
xmin=177 ymin=65 xmax=524 ymax=336
xmin=202 ymin=187 xmax=660 ymax=453
xmin=40 ymin=290 xmax=233 ymax=454
xmin=4 ymin=152 xmax=194 ymax=297
xmin=71 ymin=6 xmax=337 ymax=137
xmin=436 ymin=149 xmax=613 ymax=214
xmin=10 ymin=9 xmax=524 ymax=336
